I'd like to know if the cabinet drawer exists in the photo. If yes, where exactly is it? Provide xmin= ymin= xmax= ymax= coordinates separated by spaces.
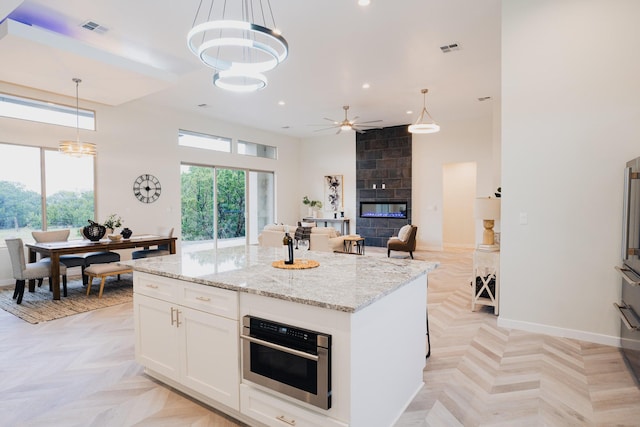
xmin=180 ymin=282 xmax=238 ymax=319
xmin=240 ymin=385 xmax=347 ymax=427
xmin=134 ymin=272 xmax=180 ymax=301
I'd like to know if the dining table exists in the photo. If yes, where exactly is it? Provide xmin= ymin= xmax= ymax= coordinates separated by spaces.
xmin=25 ymin=234 xmax=177 ymax=300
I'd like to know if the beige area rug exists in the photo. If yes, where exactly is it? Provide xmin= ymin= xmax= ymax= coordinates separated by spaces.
xmin=0 ymin=274 xmax=133 ymax=324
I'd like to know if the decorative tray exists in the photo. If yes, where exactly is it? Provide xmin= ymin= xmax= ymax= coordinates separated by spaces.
xmin=272 ymin=259 xmax=319 ymax=269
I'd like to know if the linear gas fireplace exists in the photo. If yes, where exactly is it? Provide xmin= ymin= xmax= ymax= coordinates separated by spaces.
xmin=360 ymin=202 xmax=408 ymax=219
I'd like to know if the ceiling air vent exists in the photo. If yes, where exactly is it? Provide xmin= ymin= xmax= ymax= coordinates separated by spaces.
xmin=80 ymin=20 xmax=108 ymax=34
xmin=440 ymin=43 xmax=460 ymax=53
xmin=478 ymin=96 xmax=492 ymax=102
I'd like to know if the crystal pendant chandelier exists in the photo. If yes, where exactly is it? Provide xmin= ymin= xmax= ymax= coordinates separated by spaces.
xmin=187 ymin=0 xmax=289 ymax=93
xmin=59 ymin=78 xmax=96 ymax=157
xmin=408 ymin=89 xmax=440 ymax=134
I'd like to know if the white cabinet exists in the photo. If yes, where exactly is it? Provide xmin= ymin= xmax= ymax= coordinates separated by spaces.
xmin=240 ymin=385 xmax=348 ymax=427
xmin=133 ymin=273 xmax=240 ymax=410
xmin=134 ymin=294 xmax=180 ymax=380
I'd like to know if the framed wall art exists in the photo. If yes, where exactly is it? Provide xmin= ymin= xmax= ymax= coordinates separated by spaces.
xmin=324 ymin=175 xmax=343 ymax=212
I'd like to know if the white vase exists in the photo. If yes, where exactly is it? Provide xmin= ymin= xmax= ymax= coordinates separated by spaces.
xmin=307 ymin=207 xmax=313 ymax=218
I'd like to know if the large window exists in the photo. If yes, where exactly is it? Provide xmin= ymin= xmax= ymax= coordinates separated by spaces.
xmin=0 ymin=92 xmax=95 ymax=129
xmin=181 ymin=164 xmax=274 ymax=249
xmin=178 ymin=129 xmax=231 ymax=152
xmin=0 ymin=143 xmax=95 ymax=244
xmin=238 ymin=140 xmax=277 ymax=159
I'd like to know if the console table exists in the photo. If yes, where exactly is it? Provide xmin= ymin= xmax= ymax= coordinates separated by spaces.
xmin=303 ymin=217 xmax=350 ymax=235
xmin=471 ymin=249 xmax=500 ymax=315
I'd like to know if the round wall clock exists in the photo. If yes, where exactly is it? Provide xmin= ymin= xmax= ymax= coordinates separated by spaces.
xmin=133 ymin=174 xmax=161 ymax=203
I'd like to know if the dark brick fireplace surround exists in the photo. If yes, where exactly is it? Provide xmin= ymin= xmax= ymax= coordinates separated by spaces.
xmin=356 ymin=125 xmax=412 ymax=247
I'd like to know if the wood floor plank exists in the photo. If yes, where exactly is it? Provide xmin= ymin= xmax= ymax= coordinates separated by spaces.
xmin=1 ymin=248 xmax=639 ymax=426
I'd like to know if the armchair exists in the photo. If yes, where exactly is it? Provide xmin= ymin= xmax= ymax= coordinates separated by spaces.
xmin=387 ymin=225 xmax=418 ymax=259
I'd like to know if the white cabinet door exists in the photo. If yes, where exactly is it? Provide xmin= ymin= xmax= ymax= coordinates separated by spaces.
xmin=180 ymin=306 xmax=240 ymax=410
xmin=134 ymin=293 xmax=180 ymax=380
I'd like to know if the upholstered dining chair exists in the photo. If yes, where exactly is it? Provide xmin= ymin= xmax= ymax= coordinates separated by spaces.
xmin=5 ymin=238 xmax=68 ymax=304
xmin=32 ymin=229 xmax=120 ymax=285
xmin=32 ymin=229 xmax=85 ymax=269
xmin=131 ymin=227 xmax=174 ymax=259
xmin=387 ymin=225 xmax=418 ymax=259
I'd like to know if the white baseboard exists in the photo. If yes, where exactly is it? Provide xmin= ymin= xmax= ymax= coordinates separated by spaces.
xmin=498 ymin=317 xmax=621 ymax=348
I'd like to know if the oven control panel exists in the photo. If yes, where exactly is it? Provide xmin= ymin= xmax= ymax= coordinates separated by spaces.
xmin=243 ymin=315 xmax=330 ymax=351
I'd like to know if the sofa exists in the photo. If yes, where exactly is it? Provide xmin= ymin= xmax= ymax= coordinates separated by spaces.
xmin=257 ymin=224 xmax=347 ymax=252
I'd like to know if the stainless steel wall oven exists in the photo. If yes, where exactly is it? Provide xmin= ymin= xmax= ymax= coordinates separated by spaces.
xmin=616 ymin=157 xmax=640 ymax=385
xmin=240 ymin=315 xmax=332 ymax=409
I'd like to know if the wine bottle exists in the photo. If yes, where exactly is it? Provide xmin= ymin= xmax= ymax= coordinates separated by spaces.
xmin=283 ymin=230 xmax=294 ymax=265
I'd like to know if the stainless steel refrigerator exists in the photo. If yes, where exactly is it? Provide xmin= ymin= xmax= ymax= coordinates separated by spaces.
xmin=616 ymin=157 xmax=640 ymax=385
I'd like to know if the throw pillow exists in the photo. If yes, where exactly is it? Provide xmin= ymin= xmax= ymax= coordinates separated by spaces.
xmin=398 ymin=225 xmax=412 ymax=242
xmin=294 ymin=226 xmax=312 ymax=241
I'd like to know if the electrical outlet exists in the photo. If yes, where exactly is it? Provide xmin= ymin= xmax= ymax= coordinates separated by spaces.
xmin=519 ymin=212 xmax=528 ymax=225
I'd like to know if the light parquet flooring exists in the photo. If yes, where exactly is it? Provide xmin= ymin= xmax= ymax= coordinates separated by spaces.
xmin=0 ymin=249 xmax=639 ymax=426
xmin=393 ymin=248 xmax=640 ymax=427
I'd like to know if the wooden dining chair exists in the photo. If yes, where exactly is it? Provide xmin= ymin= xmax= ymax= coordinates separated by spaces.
xmin=5 ymin=238 xmax=68 ymax=304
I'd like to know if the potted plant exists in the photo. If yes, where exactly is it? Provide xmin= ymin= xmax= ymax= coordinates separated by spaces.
xmin=103 ymin=214 xmax=123 ymax=234
xmin=302 ymin=196 xmax=323 ymax=218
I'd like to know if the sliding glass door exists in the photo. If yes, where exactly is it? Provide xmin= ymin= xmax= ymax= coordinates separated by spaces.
xmin=248 ymin=171 xmax=274 ymax=244
xmin=181 ymin=164 xmax=273 ymax=250
xmin=216 ymin=168 xmax=246 ymax=247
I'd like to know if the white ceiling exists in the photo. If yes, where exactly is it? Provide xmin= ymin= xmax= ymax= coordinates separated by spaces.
xmin=0 ymin=0 xmax=501 ymax=138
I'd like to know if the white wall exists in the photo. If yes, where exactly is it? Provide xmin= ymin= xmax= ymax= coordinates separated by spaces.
xmin=0 ymin=82 xmax=301 ymax=284
xmin=500 ymin=0 xmax=640 ymax=345
xmin=413 ymin=116 xmax=497 ymax=250
xmin=297 ymin=132 xmax=356 ymax=228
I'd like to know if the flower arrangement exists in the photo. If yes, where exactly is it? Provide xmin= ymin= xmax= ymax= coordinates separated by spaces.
xmin=103 ymin=214 xmax=123 ymax=230
xmin=302 ymin=196 xmax=322 ymax=209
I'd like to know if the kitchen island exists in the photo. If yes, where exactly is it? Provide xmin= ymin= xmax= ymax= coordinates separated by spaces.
xmin=127 ymin=245 xmax=438 ymax=427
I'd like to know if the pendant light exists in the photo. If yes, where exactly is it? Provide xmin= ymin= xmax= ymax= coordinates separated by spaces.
xmin=59 ymin=78 xmax=96 ymax=157
xmin=187 ymin=0 xmax=289 ymax=93
xmin=408 ymin=88 xmax=440 ymax=134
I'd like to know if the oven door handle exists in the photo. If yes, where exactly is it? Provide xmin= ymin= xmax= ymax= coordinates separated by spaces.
xmin=240 ymin=333 xmax=319 ymax=361
xmin=615 ymin=266 xmax=640 ymax=286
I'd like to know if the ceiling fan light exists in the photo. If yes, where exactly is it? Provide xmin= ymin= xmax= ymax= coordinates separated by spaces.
xmin=340 ymin=124 xmax=352 ymax=131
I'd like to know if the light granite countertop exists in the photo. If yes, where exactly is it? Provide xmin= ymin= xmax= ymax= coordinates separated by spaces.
xmin=123 ymin=245 xmax=438 ymax=313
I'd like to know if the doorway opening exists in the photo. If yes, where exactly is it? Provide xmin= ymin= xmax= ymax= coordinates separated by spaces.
xmin=442 ymin=162 xmax=476 ymax=248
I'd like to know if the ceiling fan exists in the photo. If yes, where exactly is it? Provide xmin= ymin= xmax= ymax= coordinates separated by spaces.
xmin=313 ymin=106 xmax=382 ymax=134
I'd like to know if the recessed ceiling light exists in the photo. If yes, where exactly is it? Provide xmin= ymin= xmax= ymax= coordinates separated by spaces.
xmin=358 ymin=0 xmax=371 ymax=6
xmin=406 ymin=110 xmax=413 ymax=115
xmin=278 ymin=100 xmax=285 ymax=106
xmin=362 ymin=83 xmax=370 ymax=89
